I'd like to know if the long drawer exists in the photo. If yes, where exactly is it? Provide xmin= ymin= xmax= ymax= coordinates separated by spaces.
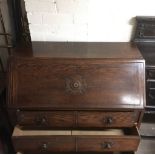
xmin=12 ymin=127 xmax=140 ymax=153
xmin=16 ymin=111 xmax=138 ymax=129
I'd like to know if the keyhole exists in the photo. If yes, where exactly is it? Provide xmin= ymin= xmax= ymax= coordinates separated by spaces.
xmin=73 ymin=82 xmax=79 ymax=88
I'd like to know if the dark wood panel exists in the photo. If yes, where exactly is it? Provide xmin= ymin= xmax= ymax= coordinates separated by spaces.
xmin=8 ymin=59 xmax=145 ymax=109
xmin=134 ymin=16 xmax=155 ymax=42
xmin=0 ymin=140 xmax=3 ymax=153
xmin=77 ymin=111 xmax=138 ymax=128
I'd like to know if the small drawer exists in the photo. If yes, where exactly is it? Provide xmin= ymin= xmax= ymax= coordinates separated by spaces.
xmin=147 ymin=89 xmax=155 ymax=107
xmin=16 ymin=111 xmax=75 ymax=129
xmin=12 ymin=128 xmax=75 ymax=153
xmin=147 ymin=69 xmax=155 ymax=79
xmin=147 ymin=81 xmax=155 ymax=88
xmin=12 ymin=127 xmax=140 ymax=153
xmin=77 ymin=128 xmax=140 ymax=153
xmin=77 ymin=112 xmax=137 ymax=128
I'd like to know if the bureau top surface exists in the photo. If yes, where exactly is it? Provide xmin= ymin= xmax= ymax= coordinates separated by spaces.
xmin=12 ymin=42 xmax=143 ymax=60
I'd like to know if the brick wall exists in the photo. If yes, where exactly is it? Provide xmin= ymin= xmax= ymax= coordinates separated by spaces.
xmin=24 ymin=0 xmax=155 ymax=41
xmin=0 ymin=0 xmax=12 ymax=70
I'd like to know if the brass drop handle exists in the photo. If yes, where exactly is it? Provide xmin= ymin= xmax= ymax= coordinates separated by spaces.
xmin=149 ymin=92 xmax=155 ymax=99
xmin=104 ymin=117 xmax=113 ymax=125
xmin=35 ymin=116 xmax=47 ymax=126
xmin=139 ymin=31 xmax=144 ymax=37
xmin=17 ymin=152 xmax=23 ymax=154
xmin=101 ymin=142 xmax=112 ymax=149
xmin=40 ymin=143 xmax=48 ymax=152
xmin=42 ymin=143 xmax=47 ymax=149
xmin=41 ymin=118 xmax=46 ymax=123
xmin=148 ymin=71 xmax=152 ymax=77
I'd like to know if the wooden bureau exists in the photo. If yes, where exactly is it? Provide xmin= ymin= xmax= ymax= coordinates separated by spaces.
xmin=7 ymin=42 xmax=145 ymax=153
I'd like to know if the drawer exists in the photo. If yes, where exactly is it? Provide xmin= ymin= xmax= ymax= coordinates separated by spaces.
xmin=12 ymin=128 xmax=75 ymax=153
xmin=147 ymin=89 xmax=155 ymax=107
xmin=147 ymin=81 xmax=155 ymax=88
xmin=147 ymin=69 xmax=155 ymax=79
xmin=8 ymin=59 xmax=144 ymax=109
xmin=12 ymin=127 xmax=140 ymax=153
xmin=16 ymin=111 xmax=75 ymax=129
xmin=77 ymin=111 xmax=137 ymax=128
xmin=77 ymin=128 xmax=140 ymax=153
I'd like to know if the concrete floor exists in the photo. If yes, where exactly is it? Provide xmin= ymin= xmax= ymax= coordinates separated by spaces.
xmin=136 ymin=113 xmax=155 ymax=154
xmin=136 ymin=137 xmax=155 ymax=154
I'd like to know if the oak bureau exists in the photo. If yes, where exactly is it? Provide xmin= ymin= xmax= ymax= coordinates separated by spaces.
xmin=7 ymin=42 xmax=145 ymax=153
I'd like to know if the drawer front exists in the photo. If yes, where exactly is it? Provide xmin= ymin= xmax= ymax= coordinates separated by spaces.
xmin=17 ymin=111 xmax=75 ymax=129
xmin=76 ymin=127 xmax=140 ymax=153
xmin=13 ymin=136 xmax=139 ymax=153
xmin=77 ymin=136 xmax=139 ymax=153
xmin=147 ymin=81 xmax=155 ymax=88
xmin=147 ymin=89 xmax=155 ymax=107
xmin=8 ymin=59 xmax=144 ymax=109
xmin=13 ymin=136 xmax=75 ymax=154
xmin=147 ymin=69 xmax=155 ymax=79
xmin=77 ymin=112 xmax=137 ymax=128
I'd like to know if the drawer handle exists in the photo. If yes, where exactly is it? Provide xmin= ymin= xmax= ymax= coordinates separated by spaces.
xmin=148 ymin=72 xmax=152 ymax=77
xmin=35 ymin=116 xmax=47 ymax=126
xmin=40 ymin=143 xmax=48 ymax=152
xmin=139 ymin=31 xmax=144 ymax=37
xmin=149 ymin=93 xmax=155 ymax=100
xmin=104 ymin=117 xmax=113 ymax=125
xmin=101 ymin=142 xmax=112 ymax=149
xmin=17 ymin=152 xmax=23 ymax=154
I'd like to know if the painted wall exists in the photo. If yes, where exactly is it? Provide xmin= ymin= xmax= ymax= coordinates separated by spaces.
xmin=24 ymin=0 xmax=155 ymax=41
